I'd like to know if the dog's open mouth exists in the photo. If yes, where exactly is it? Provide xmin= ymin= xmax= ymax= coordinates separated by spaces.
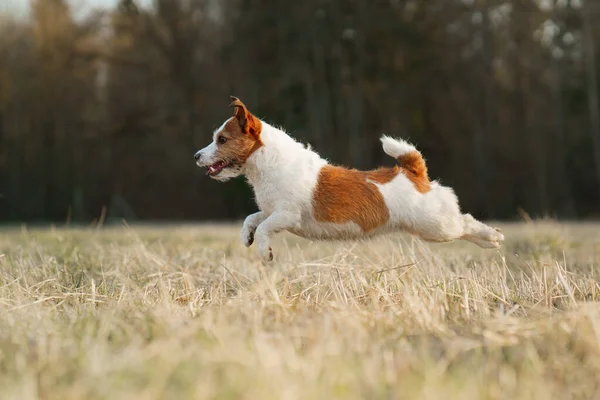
xmin=206 ymin=160 xmax=230 ymax=176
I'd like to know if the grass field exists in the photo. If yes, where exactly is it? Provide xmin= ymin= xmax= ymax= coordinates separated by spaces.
xmin=1 ymin=222 xmax=600 ymax=399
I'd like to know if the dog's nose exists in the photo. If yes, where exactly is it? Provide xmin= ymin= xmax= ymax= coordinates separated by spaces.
xmin=194 ymin=152 xmax=201 ymax=161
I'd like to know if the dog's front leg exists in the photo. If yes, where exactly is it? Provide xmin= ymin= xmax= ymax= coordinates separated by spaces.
xmin=240 ymin=211 xmax=267 ymax=247
xmin=254 ymin=210 xmax=301 ymax=262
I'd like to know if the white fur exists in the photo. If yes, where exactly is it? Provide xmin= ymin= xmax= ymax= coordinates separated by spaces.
xmin=195 ymin=120 xmax=504 ymax=261
xmin=380 ymin=135 xmax=417 ymax=158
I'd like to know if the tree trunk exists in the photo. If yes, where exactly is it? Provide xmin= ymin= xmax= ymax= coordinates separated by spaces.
xmin=349 ymin=0 xmax=368 ymax=169
xmin=329 ymin=0 xmax=345 ymax=163
xmin=582 ymin=0 xmax=600 ymax=200
xmin=510 ymin=2 xmax=530 ymax=214
xmin=474 ymin=0 xmax=495 ymax=217
xmin=551 ymin=0 xmax=576 ymax=217
xmin=307 ymin=10 xmax=332 ymax=151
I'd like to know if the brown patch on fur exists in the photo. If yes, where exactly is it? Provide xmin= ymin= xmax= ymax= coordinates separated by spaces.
xmin=397 ymin=151 xmax=431 ymax=193
xmin=312 ymin=165 xmax=396 ymax=232
xmin=214 ymin=97 xmax=263 ymax=164
xmin=366 ymin=167 xmax=400 ymax=184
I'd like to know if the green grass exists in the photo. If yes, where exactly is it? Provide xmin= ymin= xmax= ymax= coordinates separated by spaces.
xmin=1 ymin=222 xmax=600 ymax=399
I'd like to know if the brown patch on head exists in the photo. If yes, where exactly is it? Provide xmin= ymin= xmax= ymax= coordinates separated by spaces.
xmin=397 ymin=151 xmax=431 ymax=193
xmin=229 ymin=96 xmax=262 ymax=139
xmin=213 ymin=96 xmax=263 ymax=166
xmin=312 ymin=165 xmax=398 ymax=232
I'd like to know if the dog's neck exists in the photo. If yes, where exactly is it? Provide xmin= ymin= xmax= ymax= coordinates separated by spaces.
xmin=242 ymin=121 xmax=323 ymax=188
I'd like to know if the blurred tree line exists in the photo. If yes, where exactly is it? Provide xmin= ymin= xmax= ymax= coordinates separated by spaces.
xmin=1 ymin=0 xmax=600 ymax=223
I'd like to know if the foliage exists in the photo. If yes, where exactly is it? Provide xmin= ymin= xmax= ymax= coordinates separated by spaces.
xmin=1 ymin=0 xmax=600 ymax=222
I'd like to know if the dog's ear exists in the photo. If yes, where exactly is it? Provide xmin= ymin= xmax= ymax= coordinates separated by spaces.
xmin=229 ymin=96 xmax=259 ymax=137
xmin=229 ymin=96 xmax=249 ymax=130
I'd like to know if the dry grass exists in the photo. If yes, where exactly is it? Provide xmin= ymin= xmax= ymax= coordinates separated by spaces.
xmin=1 ymin=221 xmax=600 ymax=399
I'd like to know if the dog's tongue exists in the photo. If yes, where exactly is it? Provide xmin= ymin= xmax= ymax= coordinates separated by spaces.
xmin=207 ymin=160 xmax=226 ymax=176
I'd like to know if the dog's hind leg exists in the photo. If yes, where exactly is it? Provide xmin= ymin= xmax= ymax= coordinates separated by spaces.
xmin=459 ymin=214 xmax=504 ymax=248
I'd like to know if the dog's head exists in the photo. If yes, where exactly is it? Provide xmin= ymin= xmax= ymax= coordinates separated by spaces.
xmin=194 ymin=96 xmax=263 ymax=181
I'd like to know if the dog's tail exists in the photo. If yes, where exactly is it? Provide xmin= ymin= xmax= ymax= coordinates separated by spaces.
xmin=380 ymin=135 xmax=429 ymax=183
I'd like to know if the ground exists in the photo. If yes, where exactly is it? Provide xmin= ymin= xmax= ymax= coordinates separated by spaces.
xmin=1 ymin=222 xmax=600 ymax=399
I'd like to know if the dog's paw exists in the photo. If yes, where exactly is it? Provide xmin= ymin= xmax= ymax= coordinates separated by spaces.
xmin=479 ymin=228 xmax=504 ymax=249
xmin=491 ymin=227 xmax=505 ymax=242
xmin=480 ymin=226 xmax=505 ymax=244
xmin=240 ymin=226 xmax=256 ymax=247
xmin=257 ymin=241 xmax=274 ymax=262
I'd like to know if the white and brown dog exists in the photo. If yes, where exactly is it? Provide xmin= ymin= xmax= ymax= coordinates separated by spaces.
xmin=195 ymin=97 xmax=504 ymax=261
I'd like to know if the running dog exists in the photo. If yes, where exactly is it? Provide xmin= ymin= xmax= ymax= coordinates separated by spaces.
xmin=194 ymin=97 xmax=504 ymax=261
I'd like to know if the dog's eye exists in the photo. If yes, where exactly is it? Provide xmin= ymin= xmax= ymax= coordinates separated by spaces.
xmin=217 ymin=136 xmax=227 ymax=145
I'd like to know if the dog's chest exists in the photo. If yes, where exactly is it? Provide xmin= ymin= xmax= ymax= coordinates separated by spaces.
xmin=250 ymin=175 xmax=315 ymax=215
xmin=245 ymin=152 xmax=325 ymax=215
xmin=253 ymin=189 xmax=276 ymax=214
xmin=249 ymin=178 xmax=281 ymax=214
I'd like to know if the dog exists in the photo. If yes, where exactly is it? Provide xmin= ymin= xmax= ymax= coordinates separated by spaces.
xmin=194 ymin=97 xmax=504 ymax=261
